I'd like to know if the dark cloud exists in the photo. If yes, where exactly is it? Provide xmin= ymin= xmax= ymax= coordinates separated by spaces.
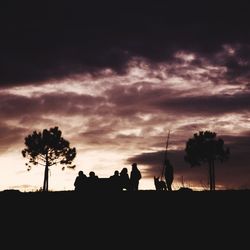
xmin=1 ymin=1 xmax=250 ymax=86
xmin=126 ymin=149 xmax=211 ymax=189
xmin=1 ymin=81 xmax=250 ymax=128
xmin=127 ymin=134 xmax=250 ymax=189
xmin=154 ymin=92 xmax=250 ymax=115
xmin=104 ymin=82 xmax=250 ymax=116
xmin=0 ymin=123 xmax=27 ymax=153
xmin=224 ymin=45 xmax=250 ymax=82
xmin=0 ymin=92 xmax=106 ymax=119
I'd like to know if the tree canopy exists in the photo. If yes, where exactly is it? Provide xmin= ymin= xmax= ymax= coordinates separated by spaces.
xmin=184 ymin=131 xmax=230 ymax=190
xmin=22 ymin=126 xmax=76 ymax=191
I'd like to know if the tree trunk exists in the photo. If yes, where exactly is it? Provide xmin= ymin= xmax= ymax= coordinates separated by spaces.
xmin=43 ymin=152 xmax=49 ymax=192
xmin=208 ymin=160 xmax=213 ymax=191
xmin=208 ymin=160 xmax=216 ymax=191
xmin=211 ymin=160 xmax=215 ymax=191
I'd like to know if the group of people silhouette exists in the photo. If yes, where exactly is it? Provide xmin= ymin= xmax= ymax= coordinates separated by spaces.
xmin=74 ymin=162 xmax=142 ymax=192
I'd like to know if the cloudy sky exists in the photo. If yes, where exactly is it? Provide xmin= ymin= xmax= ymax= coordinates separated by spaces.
xmin=0 ymin=1 xmax=250 ymax=191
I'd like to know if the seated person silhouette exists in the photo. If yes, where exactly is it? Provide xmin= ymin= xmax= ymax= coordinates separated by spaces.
xmin=88 ymin=171 xmax=99 ymax=191
xmin=74 ymin=170 xmax=87 ymax=192
xmin=109 ymin=170 xmax=122 ymax=191
xmin=119 ymin=167 xmax=130 ymax=191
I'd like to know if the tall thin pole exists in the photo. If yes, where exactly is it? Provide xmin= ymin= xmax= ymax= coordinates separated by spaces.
xmin=164 ymin=130 xmax=170 ymax=162
xmin=161 ymin=130 xmax=170 ymax=180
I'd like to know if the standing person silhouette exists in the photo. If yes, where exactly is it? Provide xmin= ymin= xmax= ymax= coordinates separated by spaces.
xmin=164 ymin=159 xmax=174 ymax=191
xmin=130 ymin=163 xmax=141 ymax=191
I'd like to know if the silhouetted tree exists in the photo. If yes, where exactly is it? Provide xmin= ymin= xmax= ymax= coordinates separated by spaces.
xmin=184 ymin=131 xmax=230 ymax=191
xmin=22 ymin=126 xmax=76 ymax=192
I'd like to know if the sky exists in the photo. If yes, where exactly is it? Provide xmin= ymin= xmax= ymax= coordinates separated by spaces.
xmin=0 ymin=0 xmax=250 ymax=191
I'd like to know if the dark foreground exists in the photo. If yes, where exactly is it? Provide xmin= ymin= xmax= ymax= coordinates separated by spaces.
xmin=1 ymin=189 xmax=249 ymax=212
xmin=1 ymin=189 xmax=248 ymax=247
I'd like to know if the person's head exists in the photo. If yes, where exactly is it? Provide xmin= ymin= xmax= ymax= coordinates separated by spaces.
xmin=132 ymin=162 xmax=137 ymax=170
xmin=78 ymin=170 xmax=84 ymax=177
xmin=114 ymin=170 xmax=119 ymax=176
xmin=89 ymin=171 xmax=95 ymax=177
xmin=121 ymin=167 xmax=127 ymax=174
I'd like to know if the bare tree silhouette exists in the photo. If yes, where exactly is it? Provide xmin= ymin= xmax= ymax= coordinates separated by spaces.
xmin=22 ymin=126 xmax=76 ymax=192
xmin=184 ymin=131 xmax=230 ymax=191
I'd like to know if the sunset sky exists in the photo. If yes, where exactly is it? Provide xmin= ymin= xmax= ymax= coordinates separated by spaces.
xmin=0 ymin=1 xmax=250 ymax=191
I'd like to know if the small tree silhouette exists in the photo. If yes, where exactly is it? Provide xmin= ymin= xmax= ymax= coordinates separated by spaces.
xmin=184 ymin=131 xmax=230 ymax=191
xmin=22 ymin=126 xmax=76 ymax=192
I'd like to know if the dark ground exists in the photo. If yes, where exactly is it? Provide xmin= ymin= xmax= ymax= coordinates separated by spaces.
xmin=1 ymin=188 xmax=249 ymax=208
xmin=1 ymin=189 xmax=248 ymax=247
xmin=1 ymin=189 xmax=249 ymax=216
